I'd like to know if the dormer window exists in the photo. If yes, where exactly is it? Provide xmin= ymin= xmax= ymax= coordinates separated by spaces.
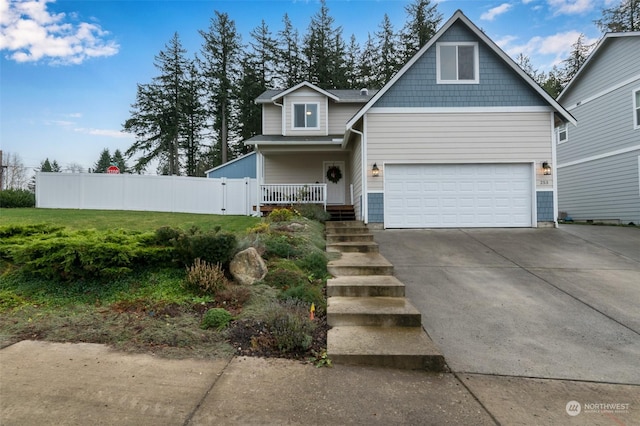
xmin=436 ymin=42 xmax=479 ymax=84
xmin=293 ymin=103 xmax=319 ymax=129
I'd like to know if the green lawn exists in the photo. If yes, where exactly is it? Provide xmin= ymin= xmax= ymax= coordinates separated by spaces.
xmin=0 ymin=208 xmax=259 ymax=233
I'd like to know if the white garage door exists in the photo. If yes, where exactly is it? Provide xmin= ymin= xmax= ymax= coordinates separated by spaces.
xmin=385 ymin=164 xmax=533 ymax=228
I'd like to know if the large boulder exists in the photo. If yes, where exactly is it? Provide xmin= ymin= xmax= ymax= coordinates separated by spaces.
xmin=230 ymin=247 xmax=267 ymax=286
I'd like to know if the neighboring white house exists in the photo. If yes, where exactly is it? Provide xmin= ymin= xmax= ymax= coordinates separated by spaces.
xmin=247 ymin=10 xmax=575 ymax=228
xmin=556 ymin=32 xmax=640 ymax=225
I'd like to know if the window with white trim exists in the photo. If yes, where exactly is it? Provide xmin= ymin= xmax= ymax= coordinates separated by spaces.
xmin=557 ymin=123 xmax=568 ymax=144
xmin=634 ymin=88 xmax=640 ymax=129
xmin=293 ymin=103 xmax=319 ymax=129
xmin=436 ymin=42 xmax=479 ymax=84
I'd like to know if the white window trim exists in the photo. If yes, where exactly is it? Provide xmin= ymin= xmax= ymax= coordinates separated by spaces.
xmin=436 ymin=42 xmax=479 ymax=84
xmin=292 ymin=102 xmax=320 ymax=130
xmin=557 ymin=123 xmax=569 ymax=144
xmin=633 ymin=87 xmax=640 ymax=130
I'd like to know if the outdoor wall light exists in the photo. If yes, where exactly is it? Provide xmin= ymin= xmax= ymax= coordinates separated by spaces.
xmin=372 ymin=163 xmax=380 ymax=177
xmin=542 ymin=161 xmax=552 ymax=175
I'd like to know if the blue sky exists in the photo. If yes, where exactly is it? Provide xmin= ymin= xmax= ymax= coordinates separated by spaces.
xmin=1 ymin=0 xmax=615 ymax=173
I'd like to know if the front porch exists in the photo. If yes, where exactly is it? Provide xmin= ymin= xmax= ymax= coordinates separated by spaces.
xmin=258 ymin=183 xmax=355 ymax=220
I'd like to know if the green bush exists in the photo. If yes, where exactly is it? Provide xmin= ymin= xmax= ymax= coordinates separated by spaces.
xmin=0 ymin=189 xmax=35 ymax=208
xmin=294 ymin=204 xmax=331 ymax=223
xmin=168 ymin=227 xmax=237 ymax=267
xmin=185 ymin=258 xmax=230 ymax=295
xmin=262 ymin=268 xmax=307 ymax=290
xmin=296 ymin=252 xmax=327 ymax=279
xmin=268 ymin=208 xmax=294 ymax=223
xmin=263 ymin=300 xmax=315 ymax=352
xmin=1 ymin=226 xmax=171 ymax=281
xmin=263 ymin=233 xmax=299 ymax=259
xmin=201 ymin=308 xmax=233 ymax=330
xmin=279 ymin=283 xmax=324 ymax=308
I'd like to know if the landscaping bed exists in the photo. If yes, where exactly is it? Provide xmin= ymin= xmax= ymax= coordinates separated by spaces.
xmin=0 ymin=208 xmax=331 ymax=364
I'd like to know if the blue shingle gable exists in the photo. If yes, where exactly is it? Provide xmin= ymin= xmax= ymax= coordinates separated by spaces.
xmin=374 ymin=21 xmax=548 ymax=108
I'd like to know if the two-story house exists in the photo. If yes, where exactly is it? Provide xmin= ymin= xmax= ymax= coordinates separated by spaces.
xmin=556 ymin=32 xmax=640 ymax=225
xmin=247 ymin=10 xmax=575 ymax=228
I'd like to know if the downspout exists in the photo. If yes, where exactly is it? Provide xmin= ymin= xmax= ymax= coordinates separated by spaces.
xmin=347 ymin=126 xmax=366 ymax=223
xmin=273 ymin=100 xmax=285 ymax=136
xmin=551 ymin=112 xmax=559 ymax=228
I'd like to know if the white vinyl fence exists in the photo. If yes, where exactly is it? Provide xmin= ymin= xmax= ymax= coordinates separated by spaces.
xmin=36 ymin=172 xmax=258 ymax=215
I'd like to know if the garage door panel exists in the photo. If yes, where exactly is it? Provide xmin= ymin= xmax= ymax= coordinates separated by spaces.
xmin=385 ymin=164 xmax=532 ymax=228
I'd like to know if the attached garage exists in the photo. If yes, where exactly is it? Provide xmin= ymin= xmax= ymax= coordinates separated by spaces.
xmin=384 ymin=163 xmax=533 ymax=228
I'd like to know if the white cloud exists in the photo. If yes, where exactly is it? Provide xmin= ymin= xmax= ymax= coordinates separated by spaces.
xmin=74 ymin=128 xmax=133 ymax=139
xmin=547 ymin=0 xmax=595 ymax=15
xmin=501 ymin=30 xmax=599 ymax=68
xmin=0 ymin=0 xmax=119 ymax=65
xmin=481 ymin=3 xmax=513 ymax=21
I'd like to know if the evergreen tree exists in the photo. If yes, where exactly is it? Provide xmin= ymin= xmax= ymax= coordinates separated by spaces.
xmin=303 ymin=0 xmax=346 ymax=88
xmin=200 ymin=11 xmax=242 ymax=165
xmin=375 ymin=14 xmax=401 ymax=88
xmin=181 ymin=60 xmax=207 ymax=176
xmin=344 ymin=34 xmax=361 ymax=89
xmin=595 ymin=0 xmax=639 ymax=32
xmin=359 ymin=33 xmax=378 ymax=89
xmin=515 ymin=53 xmax=544 ymax=85
xmin=124 ymin=33 xmax=189 ymax=175
xmin=112 ymin=149 xmax=129 ymax=173
xmin=93 ymin=148 xmax=112 ymax=173
xmin=236 ymin=56 xmax=263 ymax=152
xmin=249 ymin=20 xmax=278 ymax=89
xmin=400 ymin=0 xmax=442 ymax=63
xmin=562 ymin=34 xmax=593 ymax=85
xmin=276 ymin=13 xmax=304 ymax=88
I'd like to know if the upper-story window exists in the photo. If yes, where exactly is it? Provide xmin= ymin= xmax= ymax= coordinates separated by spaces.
xmin=293 ymin=103 xmax=319 ymax=129
xmin=437 ymin=42 xmax=479 ymax=84
xmin=634 ymin=88 xmax=640 ymax=129
xmin=557 ymin=123 xmax=568 ymax=144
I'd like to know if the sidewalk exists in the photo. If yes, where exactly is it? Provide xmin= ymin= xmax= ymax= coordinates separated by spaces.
xmin=2 ymin=340 xmax=638 ymax=425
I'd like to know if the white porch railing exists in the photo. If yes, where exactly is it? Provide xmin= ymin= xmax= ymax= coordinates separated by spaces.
xmin=260 ymin=184 xmax=327 ymax=209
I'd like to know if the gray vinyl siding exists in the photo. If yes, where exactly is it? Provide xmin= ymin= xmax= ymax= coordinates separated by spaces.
xmin=557 ymin=151 xmax=640 ymax=223
xmin=560 ymin=37 xmax=640 ymax=107
xmin=365 ymin=112 xmax=551 ymax=191
xmin=375 ymin=21 xmax=548 ymax=108
xmin=558 ymin=81 xmax=639 ymax=162
xmin=349 ymin=135 xmax=363 ymax=219
xmin=263 ymin=104 xmax=281 ymax=135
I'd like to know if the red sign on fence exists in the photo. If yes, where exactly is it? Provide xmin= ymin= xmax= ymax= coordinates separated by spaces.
xmin=107 ymin=165 xmax=120 ymax=174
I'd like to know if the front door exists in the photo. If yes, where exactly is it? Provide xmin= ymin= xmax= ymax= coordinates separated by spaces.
xmin=324 ymin=161 xmax=346 ymax=205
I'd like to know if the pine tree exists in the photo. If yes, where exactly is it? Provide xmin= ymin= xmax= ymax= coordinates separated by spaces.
xmin=400 ymin=0 xmax=442 ymax=63
xmin=276 ymin=13 xmax=304 ymax=88
xmin=303 ymin=0 xmax=346 ymax=89
xmin=595 ymin=0 xmax=639 ymax=32
xmin=124 ymin=33 xmax=189 ymax=175
xmin=249 ymin=20 xmax=278 ymax=89
xmin=181 ymin=60 xmax=207 ymax=176
xmin=540 ymin=66 xmax=565 ymax=98
xmin=359 ymin=33 xmax=378 ymax=89
xmin=112 ymin=149 xmax=128 ymax=173
xmin=93 ymin=148 xmax=112 ymax=173
xmin=344 ymin=34 xmax=361 ymax=89
xmin=200 ymin=11 xmax=242 ymax=165
xmin=375 ymin=14 xmax=401 ymax=88
xmin=562 ymin=34 xmax=593 ymax=85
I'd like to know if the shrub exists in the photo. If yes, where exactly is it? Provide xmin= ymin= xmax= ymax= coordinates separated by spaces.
xmin=216 ymin=285 xmax=252 ymax=308
xmin=171 ymin=228 xmax=237 ymax=267
xmin=247 ymin=222 xmax=270 ymax=234
xmin=296 ymin=252 xmax=327 ymax=280
xmin=279 ymin=283 xmax=324 ymax=308
xmin=262 ymin=268 xmax=307 ymax=290
xmin=263 ymin=233 xmax=299 ymax=259
xmin=263 ymin=300 xmax=315 ymax=352
xmin=294 ymin=204 xmax=331 ymax=223
xmin=185 ymin=259 xmax=230 ymax=295
xmin=268 ymin=208 xmax=294 ymax=223
xmin=0 ymin=189 xmax=35 ymax=208
xmin=201 ymin=308 xmax=233 ymax=330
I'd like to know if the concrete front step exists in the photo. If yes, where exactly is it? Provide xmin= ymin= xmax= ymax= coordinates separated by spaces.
xmin=326 ymin=233 xmax=374 ymax=244
xmin=328 ymin=326 xmax=446 ymax=371
xmin=326 ymin=221 xmax=366 ymax=229
xmin=326 ymin=226 xmax=371 ymax=235
xmin=327 ymin=297 xmax=421 ymax=327
xmin=327 ymin=276 xmax=405 ymax=297
xmin=327 ymin=253 xmax=393 ymax=276
xmin=326 ymin=241 xmax=379 ymax=253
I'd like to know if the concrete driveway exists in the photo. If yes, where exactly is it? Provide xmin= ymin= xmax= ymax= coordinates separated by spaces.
xmin=374 ymin=225 xmax=640 ymax=384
